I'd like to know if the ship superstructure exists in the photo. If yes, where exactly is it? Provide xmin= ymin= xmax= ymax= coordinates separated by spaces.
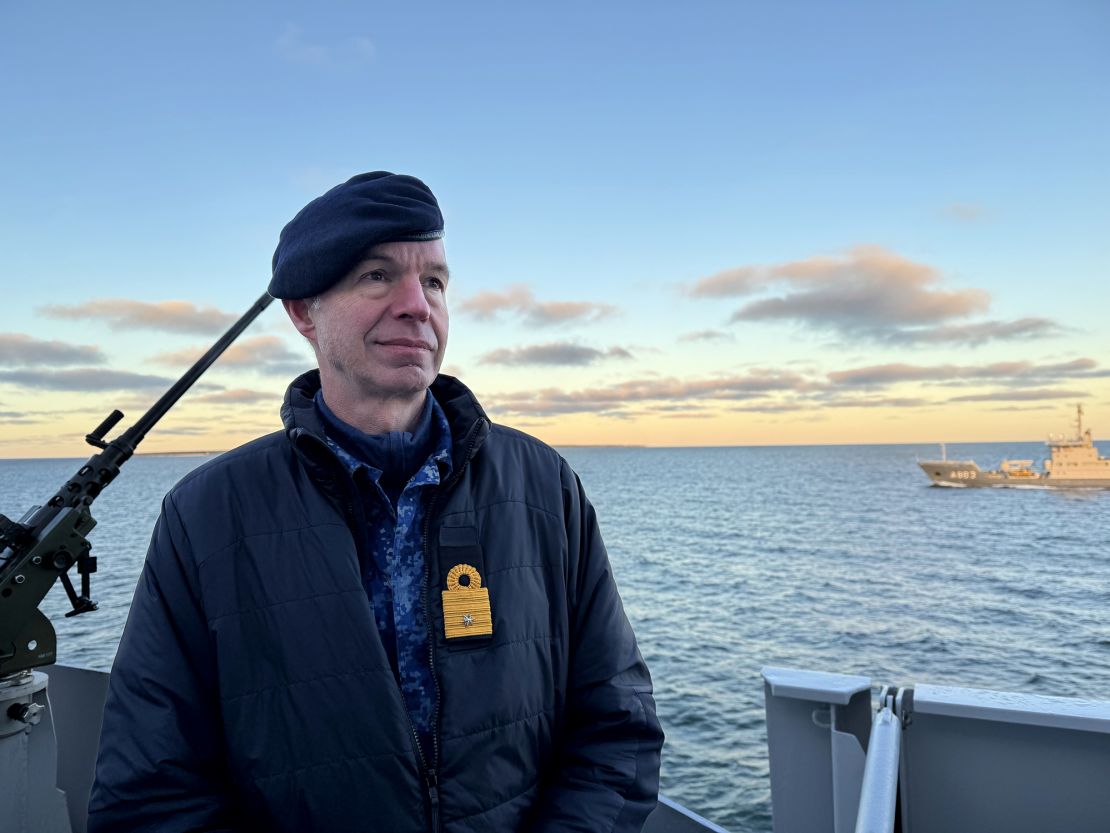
xmin=918 ymin=405 xmax=1110 ymax=488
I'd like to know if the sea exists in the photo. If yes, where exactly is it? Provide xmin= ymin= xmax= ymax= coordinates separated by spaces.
xmin=3 ymin=442 xmax=1109 ymax=833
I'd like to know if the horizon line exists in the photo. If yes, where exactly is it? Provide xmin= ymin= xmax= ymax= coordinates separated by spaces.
xmin=3 ymin=436 xmax=1101 ymax=462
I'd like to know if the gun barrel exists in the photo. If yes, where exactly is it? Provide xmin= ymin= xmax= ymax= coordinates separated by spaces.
xmin=118 ymin=292 xmax=275 ymax=453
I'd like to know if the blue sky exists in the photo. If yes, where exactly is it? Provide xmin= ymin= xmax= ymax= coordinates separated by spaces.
xmin=3 ymin=2 xmax=1109 ymax=455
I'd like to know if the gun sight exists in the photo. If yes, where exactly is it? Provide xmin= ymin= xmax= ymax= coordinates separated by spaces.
xmin=86 ymin=410 xmax=125 ymax=450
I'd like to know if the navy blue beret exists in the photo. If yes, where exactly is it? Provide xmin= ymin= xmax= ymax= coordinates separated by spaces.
xmin=269 ymin=171 xmax=444 ymax=300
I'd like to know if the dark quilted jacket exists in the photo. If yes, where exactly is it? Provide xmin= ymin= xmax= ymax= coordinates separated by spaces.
xmin=88 ymin=371 xmax=663 ymax=832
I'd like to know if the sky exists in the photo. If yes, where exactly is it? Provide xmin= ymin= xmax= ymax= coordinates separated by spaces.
xmin=2 ymin=1 xmax=1108 ymax=457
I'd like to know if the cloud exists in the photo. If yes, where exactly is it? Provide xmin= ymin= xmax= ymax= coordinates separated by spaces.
xmin=828 ymin=358 xmax=1105 ymax=388
xmin=191 ymin=388 xmax=279 ymax=405
xmin=479 ymin=353 xmax=1110 ymax=421
xmin=678 ymin=329 xmax=733 ymax=343
xmin=40 ymin=299 xmax=239 ymax=335
xmin=274 ymin=24 xmax=375 ymax=68
xmin=686 ymin=267 xmax=760 ymax=298
xmin=0 ymin=333 xmax=106 ymax=366
xmin=948 ymin=388 xmax=1087 ymax=403
xmin=883 ymin=318 xmax=1062 ymax=346
xmin=149 ymin=336 xmax=310 ymax=375
xmin=229 ymin=338 xmax=310 ymax=369
xmin=686 ymin=245 xmax=1056 ymax=346
xmin=149 ymin=426 xmax=218 ymax=437
xmin=729 ymin=245 xmax=988 ymax=329
xmin=724 ymin=401 xmax=820 ymax=414
xmin=717 ymin=394 xmax=931 ymax=414
xmin=457 ymin=283 xmax=616 ymax=327
xmin=479 ymin=342 xmax=633 ymax=367
xmin=818 ymin=396 xmax=932 ymax=409
xmin=486 ymin=369 xmax=817 ymax=417
xmin=459 ymin=285 xmax=532 ymax=319
xmin=530 ymin=301 xmax=617 ymax=326
xmin=0 ymin=408 xmax=45 ymax=426
xmin=0 ymin=368 xmax=174 ymax=392
xmin=650 ymin=403 xmax=714 ymax=414
xmin=0 ymin=405 xmax=109 ymax=427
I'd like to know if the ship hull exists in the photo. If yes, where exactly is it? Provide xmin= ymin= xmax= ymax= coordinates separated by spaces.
xmin=918 ymin=461 xmax=1110 ymax=489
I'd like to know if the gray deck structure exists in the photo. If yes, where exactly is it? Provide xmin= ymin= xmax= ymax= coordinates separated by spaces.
xmin=763 ymin=666 xmax=1110 ymax=832
xmin=1 ymin=665 xmax=729 ymax=833
xmin=12 ymin=663 xmax=1110 ymax=831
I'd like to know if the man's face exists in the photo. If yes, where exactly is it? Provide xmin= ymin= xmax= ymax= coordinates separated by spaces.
xmin=292 ymin=239 xmax=450 ymax=403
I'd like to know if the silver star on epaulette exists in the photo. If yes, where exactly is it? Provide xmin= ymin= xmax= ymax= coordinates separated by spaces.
xmin=462 ymin=614 xmax=474 ymax=627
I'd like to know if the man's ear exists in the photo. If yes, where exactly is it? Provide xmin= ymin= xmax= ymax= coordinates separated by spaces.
xmin=283 ymin=298 xmax=317 ymax=343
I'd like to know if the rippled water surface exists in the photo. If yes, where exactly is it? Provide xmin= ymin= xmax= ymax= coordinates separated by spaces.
xmin=3 ymin=442 xmax=1109 ymax=832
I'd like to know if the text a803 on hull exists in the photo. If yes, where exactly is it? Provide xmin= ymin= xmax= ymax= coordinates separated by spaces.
xmin=917 ymin=459 xmax=1048 ymax=488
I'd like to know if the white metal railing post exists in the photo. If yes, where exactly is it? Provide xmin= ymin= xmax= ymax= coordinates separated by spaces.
xmin=852 ymin=700 xmax=902 ymax=833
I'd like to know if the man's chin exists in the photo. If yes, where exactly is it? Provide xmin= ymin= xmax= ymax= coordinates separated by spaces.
xmin=361 ymin=368 xmax=435 ymax=398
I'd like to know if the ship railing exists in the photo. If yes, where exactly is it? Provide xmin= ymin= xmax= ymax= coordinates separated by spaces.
xmin=763 ymin=666 xmax=1110 ymax=833
xmin=852 ymin=698 xmax=900 ymax=833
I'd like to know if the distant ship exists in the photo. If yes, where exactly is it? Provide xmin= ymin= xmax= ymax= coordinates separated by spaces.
xmin=918 ymin=404 xmax=1110 ymax=488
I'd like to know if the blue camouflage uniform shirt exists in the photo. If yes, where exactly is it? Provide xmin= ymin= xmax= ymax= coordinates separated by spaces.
xmin=315 ymin=391 xmax=452 ymax=761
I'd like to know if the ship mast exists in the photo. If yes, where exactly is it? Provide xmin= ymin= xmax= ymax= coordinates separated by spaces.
xmin=1076 ymin=403 xmax=1084 ymax=440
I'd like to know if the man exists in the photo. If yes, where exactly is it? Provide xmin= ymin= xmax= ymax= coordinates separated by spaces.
xmin=89 ymin=172 xmax=663 ymax=832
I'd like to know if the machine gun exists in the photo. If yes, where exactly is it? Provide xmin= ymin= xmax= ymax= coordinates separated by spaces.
xmin=0 ymin=293 xmax=274 ymax=678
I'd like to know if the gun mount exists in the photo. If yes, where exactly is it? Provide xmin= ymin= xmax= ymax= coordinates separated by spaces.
xmin=0 ymin=292 xmax=273 ymax=677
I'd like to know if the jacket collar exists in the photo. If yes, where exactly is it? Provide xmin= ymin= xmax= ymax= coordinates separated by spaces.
xmin=282 ymin=370 xmax=490 ymax=477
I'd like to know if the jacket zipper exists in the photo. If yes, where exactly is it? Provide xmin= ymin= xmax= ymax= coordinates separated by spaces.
xmin=315 ymin=435 xmax=440 ymax=830
xmin=426 ymin=770 xmax=440 ymax=832
xmin=419 ymin=417 xmax=487 ymax=832
xmin=304 ymin=417 xmax=488 ymax=832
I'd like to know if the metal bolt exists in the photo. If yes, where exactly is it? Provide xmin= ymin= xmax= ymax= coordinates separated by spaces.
xmin=13 ymin=575 xmax=25 ymax=584
xmin=31 ymin=556 xmax=42 ymax=566
xmin=7 ymin=702 xmax=45 ymax=726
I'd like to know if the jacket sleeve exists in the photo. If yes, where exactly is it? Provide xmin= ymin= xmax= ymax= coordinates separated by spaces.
xmin=531 ymin=465 xmax=665 ymax=833
xmin=87 ymin=493 xmax=244 ymax=833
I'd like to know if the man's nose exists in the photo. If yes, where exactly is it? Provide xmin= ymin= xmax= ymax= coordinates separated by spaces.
xmin=392 ymin=275 xmax=431 ymax=320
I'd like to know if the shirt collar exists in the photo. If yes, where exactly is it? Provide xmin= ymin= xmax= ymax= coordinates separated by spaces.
xmin=315 ymin=390 xmax=452 ymax=484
